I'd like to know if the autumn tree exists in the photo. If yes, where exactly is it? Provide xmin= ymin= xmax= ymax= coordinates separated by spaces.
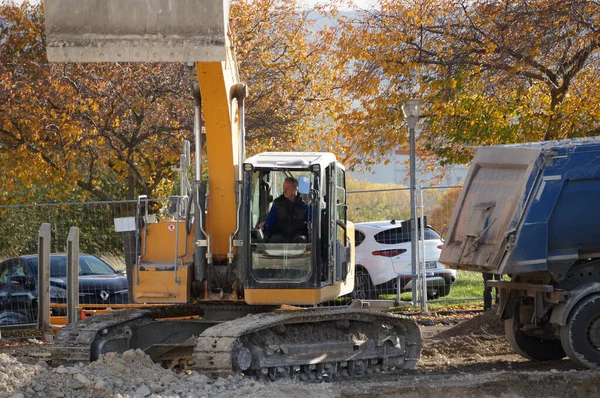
xmin=1 ymin=2 xmax=195 ymax=203
xmin=230 ymin=0 xmax=341 ymax=154
xmin=1 ymin=0 xmax=347 ymax=205
xmin=330 ymin=0 xmax=600 ymax=167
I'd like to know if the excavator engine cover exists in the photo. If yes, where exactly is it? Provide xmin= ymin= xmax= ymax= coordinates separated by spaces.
xmin=45 ymin=0 xmax=228 ymax=62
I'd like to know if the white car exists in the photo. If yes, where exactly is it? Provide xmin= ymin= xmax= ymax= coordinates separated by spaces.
xmin=353 ymin=220 xmax=457 ymax=300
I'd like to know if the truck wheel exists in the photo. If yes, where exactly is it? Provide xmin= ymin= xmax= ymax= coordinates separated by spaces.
xmin=560 ymin=294 xmax=600 ymax=368
xmin=352 ymin=267 xmax=376 ymax=300
xmin=505 ymin=311 xmax=566 ymax=361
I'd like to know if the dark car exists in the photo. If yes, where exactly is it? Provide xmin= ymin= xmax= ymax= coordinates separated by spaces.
xmin=0 ymin=254 xmax=128 ymax=325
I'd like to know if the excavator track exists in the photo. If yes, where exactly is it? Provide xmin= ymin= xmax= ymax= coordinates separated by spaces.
xmin=52 ymin=308 xmax=154 ymax=367
xmin=52 ymin=306 xmax=422 ymax=380
xmin=51 ymin=304 xmax=208 ymax=367
xmin=194 ymin=308 xmax=422 ymax=380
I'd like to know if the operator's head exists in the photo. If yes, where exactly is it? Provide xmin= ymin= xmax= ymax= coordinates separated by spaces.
xmin=283 ymin=177 xmax=299 ymax=201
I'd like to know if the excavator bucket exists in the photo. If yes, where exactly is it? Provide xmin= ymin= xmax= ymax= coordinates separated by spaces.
xmin=44 ymin=0 xmax=228 ymax=63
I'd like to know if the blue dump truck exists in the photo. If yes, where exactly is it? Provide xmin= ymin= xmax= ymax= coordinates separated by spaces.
xmin=440 ymin=137 xmax=600 ymax=369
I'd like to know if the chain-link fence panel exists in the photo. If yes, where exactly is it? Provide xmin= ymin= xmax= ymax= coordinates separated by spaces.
xmin=0 ymin=188 xmax=484 ymax=330
xmin=345 ymin=186 xmax=469 ymax=305
xmin=347 ymin=187 xmax=411 ymax=224
xmin=0 ymin=201 xmax=143 ymax=263
xmin=420 ymin=186 xmax=463 ymax=238
xmin=0 ymin=200 xmax=148 ymax=329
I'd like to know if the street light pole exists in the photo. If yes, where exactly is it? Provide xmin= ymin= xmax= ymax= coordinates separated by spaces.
xmin=401 ymin=99 xmax=423 ymax=306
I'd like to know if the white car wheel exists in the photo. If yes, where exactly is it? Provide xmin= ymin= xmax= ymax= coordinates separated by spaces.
xmin=352 ymin=267 xmax=376 ymax=300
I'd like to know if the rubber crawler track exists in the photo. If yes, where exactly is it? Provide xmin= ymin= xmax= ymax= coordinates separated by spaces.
xmin=194 ymin=308 xmax=422 ymax=379
xmin=52 ymin=304 xmax=206 ymax=367
xmin=52 ymin=306 xmax=422 ymax=381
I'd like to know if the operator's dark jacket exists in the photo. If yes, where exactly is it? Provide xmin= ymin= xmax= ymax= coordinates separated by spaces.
xmin=265 ymin=194 xmax=308 ymax=240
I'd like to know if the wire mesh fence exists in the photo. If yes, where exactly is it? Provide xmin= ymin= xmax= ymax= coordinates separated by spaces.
xmin=0 ymin=200 xmax=139 ymax=264
xmin=346 ymin=186 xmax=462 ymax=304
xmin=0 ymin=185 xmax=488 ymax=329
xmin=0 ymin=199 xmax=168 ymax=329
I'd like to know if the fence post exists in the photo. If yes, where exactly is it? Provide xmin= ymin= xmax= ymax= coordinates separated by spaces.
xmin=123 ymin=231 xmax=137 ymax=304
xmin=37 ymin=223 xmax=51 ymax=334
xmin=419 ymin=185 xmax=428 ymax=313
xmin=66 ymin=227 xmax=80 ymax=324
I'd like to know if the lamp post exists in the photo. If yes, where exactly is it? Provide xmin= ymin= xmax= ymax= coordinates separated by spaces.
xmin=401 ymin=99 xmax=423 ymax=306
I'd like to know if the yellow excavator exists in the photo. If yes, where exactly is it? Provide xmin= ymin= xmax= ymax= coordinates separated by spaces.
xmin=45 ymin=0 xmax=421 ymax=378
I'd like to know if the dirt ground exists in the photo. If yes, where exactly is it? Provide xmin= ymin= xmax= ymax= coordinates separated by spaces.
xmin=1 ymin=310 xmax=600 ymax=398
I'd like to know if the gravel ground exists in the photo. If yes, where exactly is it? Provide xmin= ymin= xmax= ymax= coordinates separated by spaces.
xmin=1 ymin=310 xmax=599 ymax=398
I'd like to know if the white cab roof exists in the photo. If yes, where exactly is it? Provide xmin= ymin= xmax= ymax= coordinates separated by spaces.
xmin=245 ymin=152 xmax=337 ymax=170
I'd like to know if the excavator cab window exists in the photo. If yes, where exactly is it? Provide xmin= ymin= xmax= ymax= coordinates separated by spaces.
xmin=247 ymin=169 xmax=316 ymax=283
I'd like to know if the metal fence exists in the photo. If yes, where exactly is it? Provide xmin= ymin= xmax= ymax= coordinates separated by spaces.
xmin=347 ymin=185 xmax=461 ymax=232
xmin=0 ymin=185 xmax=481 ymax=329
xmin=0 ymin=200 xmax=139 ymax=263
xmin=347 ymin=185 xmax=464 ymax=307
xmin=0 ymin=199 xmax=167 ymax=330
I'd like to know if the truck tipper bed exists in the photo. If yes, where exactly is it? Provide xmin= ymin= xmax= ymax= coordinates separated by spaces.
xmin=440 ymin=137 xmax=600 ymax=368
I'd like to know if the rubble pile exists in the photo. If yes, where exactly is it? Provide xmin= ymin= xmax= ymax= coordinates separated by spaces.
xmin=1 ymin=350 xmax=271 ymax=398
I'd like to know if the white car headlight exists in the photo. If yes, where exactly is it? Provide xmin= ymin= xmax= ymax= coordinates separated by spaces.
xmin=49 ymin=286 xmax=67 ymax=299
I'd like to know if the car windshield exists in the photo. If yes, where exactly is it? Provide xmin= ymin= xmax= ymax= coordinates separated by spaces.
xmin=26 ymin=255 xmax=118 ymax=277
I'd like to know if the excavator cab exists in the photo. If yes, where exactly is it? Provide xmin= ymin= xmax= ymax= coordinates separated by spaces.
xmin=241 ymin=153 xmax=355 ymax=305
